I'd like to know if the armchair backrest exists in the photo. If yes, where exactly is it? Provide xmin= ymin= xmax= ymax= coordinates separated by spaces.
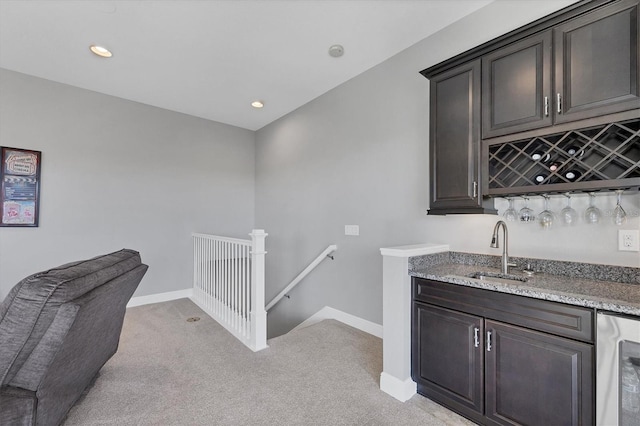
xmin=0 ymin=249 xmax=147 ymax=387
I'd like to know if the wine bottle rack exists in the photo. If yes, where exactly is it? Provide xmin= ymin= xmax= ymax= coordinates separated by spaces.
xmin=486 ymin=119 xmax=640 ymax=196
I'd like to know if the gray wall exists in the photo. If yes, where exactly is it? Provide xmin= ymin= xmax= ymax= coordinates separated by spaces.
xmin=0 ymin=69 xmax=256 ymax=299
xmin=256 ymin=0 xmax=639 ymax=337
xmin=2 ymin=1 xmax=638 ymax=338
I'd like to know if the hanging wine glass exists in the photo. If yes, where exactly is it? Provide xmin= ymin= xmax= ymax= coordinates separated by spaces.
xmin=584 ymin=192 xmax=601 ymax=224
xmin=538 ymin=195 xmax=555 ymax=229
xmin=518 ymin=196 xmax=535 ymax=222
xmin=613 ymin=190 xmax=627 ymax=226
xmin=503 ymin=198 xmax=518 ymax=222
xmin=560 ymin=193 xmax=578 ymax=226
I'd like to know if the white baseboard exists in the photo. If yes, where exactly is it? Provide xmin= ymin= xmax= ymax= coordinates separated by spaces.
xmin=129 ymin=295 xmax=382 ymax=341
xmin=127 ymin=288 xmax=193 ymax=308
xmin=380 ymin=372 xmax=417 ymax=402
xmin=292 ymin=306 xmax=383 ymax=338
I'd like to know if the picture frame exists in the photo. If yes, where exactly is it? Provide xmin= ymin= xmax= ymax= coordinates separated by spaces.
xmin=1 ymin=146 xmax=41 ymax=227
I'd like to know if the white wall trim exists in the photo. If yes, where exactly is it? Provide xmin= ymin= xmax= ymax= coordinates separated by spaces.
xmin=291 ymin=306 xmax=383 ymax=338
xmin=380 ymin=372 xmax=416 ymax=402
xmin=127 ymin=288 xmax=193 ymax=308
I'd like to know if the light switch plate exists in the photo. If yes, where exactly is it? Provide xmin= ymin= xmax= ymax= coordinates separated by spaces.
xmin=618 ymin=230 xmax=640 ymax=252
xmin=345 ymin=225 xmax=359 ymax=236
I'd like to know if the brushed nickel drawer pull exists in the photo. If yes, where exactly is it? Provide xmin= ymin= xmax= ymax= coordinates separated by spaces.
xmin=557 ymin=93 xmax=562 ymax=114
xmin=544 ymin=96 xmax=549 ymax=116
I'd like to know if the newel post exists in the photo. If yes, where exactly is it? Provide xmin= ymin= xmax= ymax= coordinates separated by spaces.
xmin=250 ymin=229 xmax=268 ymax=351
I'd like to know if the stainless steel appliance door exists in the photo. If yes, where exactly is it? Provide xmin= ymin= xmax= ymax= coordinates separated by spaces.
xmin=597 ymin=312 xmax=640 ymax=426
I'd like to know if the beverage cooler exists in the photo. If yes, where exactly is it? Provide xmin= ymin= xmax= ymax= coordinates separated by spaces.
xmin=597 ymin=312 xmax=640 ymax=426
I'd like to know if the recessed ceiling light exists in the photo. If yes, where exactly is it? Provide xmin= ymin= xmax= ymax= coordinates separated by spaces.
xmin=89 ymin=45 xmax=112 ymax=58
xmin=328 ymin=44 xmax=344 ymax=58
xmin=251 ymin=100 xmax=264 ymax=109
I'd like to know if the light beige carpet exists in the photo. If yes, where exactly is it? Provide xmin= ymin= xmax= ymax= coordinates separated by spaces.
xmin=63 ymin=298 xmax=475 ymax=425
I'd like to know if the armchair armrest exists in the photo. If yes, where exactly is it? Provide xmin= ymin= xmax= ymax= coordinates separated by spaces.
xmin=8 ymin=303 xmax=80 ymax=391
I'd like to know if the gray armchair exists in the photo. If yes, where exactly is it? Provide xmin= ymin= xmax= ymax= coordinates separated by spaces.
xmin=0 ymin=249 xmax=148 ymax=426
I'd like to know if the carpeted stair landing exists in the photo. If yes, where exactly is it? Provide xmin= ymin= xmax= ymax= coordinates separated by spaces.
xmin=63 ymin=298 xmax=474 ymax=425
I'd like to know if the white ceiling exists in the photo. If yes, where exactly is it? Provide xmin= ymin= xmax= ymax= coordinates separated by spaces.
xmin=0 ymin=0 xmax=493 ymax=131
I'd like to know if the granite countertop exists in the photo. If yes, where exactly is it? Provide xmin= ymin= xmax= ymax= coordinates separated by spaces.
xmin=409 ymin=256 xmax=640 ymax=317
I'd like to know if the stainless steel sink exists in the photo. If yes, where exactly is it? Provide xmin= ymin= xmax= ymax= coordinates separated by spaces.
xmin=467 ymin=271 xmax=528 ymax=284
xmin=444 ymin=271 xmax=529 ymax=286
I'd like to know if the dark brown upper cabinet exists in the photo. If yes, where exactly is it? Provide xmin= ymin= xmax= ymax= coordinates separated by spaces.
xmin=482 ymin=0 xmax=640 ymax=140
xmin=554 ymin=0 xmax=640 ymax=123
xmin=482 ymin=31 xmax=553 ymax=139
xmin=428 ymin=60 xmax=497 ymax=215
xmin=422 ymin=0 xmax=640 ymax=208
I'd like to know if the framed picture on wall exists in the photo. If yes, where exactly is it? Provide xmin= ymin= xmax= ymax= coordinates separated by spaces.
xmin=0 ymin=147 xmax=41 ymax=227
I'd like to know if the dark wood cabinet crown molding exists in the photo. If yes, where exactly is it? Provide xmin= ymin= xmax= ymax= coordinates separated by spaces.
xmin=421 ymin=0 xmax=612 ymax=79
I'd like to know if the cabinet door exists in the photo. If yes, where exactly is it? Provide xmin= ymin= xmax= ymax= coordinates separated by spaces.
xmin=484 ymin=320 xmax=594 ymax=426
xmin=412 ymin=303 xmax=484 ymax=417
xmin=429 ymin=60 xmax=494 ymax=215
xmin=554 ymin=0 xmax=640 ymax=124
xmin=482 ymin=31 xmax=552 ymax=138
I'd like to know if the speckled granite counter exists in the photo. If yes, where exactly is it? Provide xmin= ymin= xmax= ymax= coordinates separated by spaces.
xmin=409 ymin=252 xmax=640 ymax=317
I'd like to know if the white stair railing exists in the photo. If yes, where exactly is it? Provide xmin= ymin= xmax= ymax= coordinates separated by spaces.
xmin=265 ymin=245 xmax=337 ymax=312
xmin=192 ymin=230 xmax=268 ymax=352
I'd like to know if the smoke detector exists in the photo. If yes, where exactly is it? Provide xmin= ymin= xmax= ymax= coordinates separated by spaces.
xmin=328 ymin=44 xmax=344 ymax=58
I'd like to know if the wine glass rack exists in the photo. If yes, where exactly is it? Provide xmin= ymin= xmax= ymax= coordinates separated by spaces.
xmin=486 ymin=119 xmax=640 ymax=196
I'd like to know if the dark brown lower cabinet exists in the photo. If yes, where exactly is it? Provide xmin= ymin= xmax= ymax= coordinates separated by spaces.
xmin=412 ymin=278 xmax=594 ymax=426
xmin=484 ymin=321 xmax=593 ymax=426
xmin=413 ymin=303 xmax=484 ymax=415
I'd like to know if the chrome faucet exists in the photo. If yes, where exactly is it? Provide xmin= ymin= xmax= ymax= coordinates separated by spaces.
xmin=490 ymin=220 xmax=516 ymax=274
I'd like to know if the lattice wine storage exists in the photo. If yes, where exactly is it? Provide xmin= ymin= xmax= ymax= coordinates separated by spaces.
xmin=487 ymin=119 xmax=640 ymax=196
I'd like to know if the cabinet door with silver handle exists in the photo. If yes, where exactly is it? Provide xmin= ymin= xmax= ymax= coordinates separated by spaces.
xmin=411 ymin=301 xmax=484 ymax=414
xmin=480 ymin=30 xmax=552 ymax=138
xmin=484 ymin=319 xmax=593 ymax=425
xmin=553 ymin=0 xmax=640 ymax=125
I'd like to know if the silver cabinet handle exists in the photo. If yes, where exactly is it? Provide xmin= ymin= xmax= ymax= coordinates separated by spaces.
xmin=473 ymin=181 xmax=478 ymax=198
xmin=474 ymin=327 xmax=480 ymax=348
xmin=544 ymin=96 xmax=549 ymax=116
xmin=557 ymin=93 xmax=562 ymax=114
xmin=486 ymin=331 xmax=492 ymax=352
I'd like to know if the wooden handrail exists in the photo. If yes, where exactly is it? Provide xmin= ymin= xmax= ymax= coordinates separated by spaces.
xmin=265 ymin=245 xmax=337 ymax=312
